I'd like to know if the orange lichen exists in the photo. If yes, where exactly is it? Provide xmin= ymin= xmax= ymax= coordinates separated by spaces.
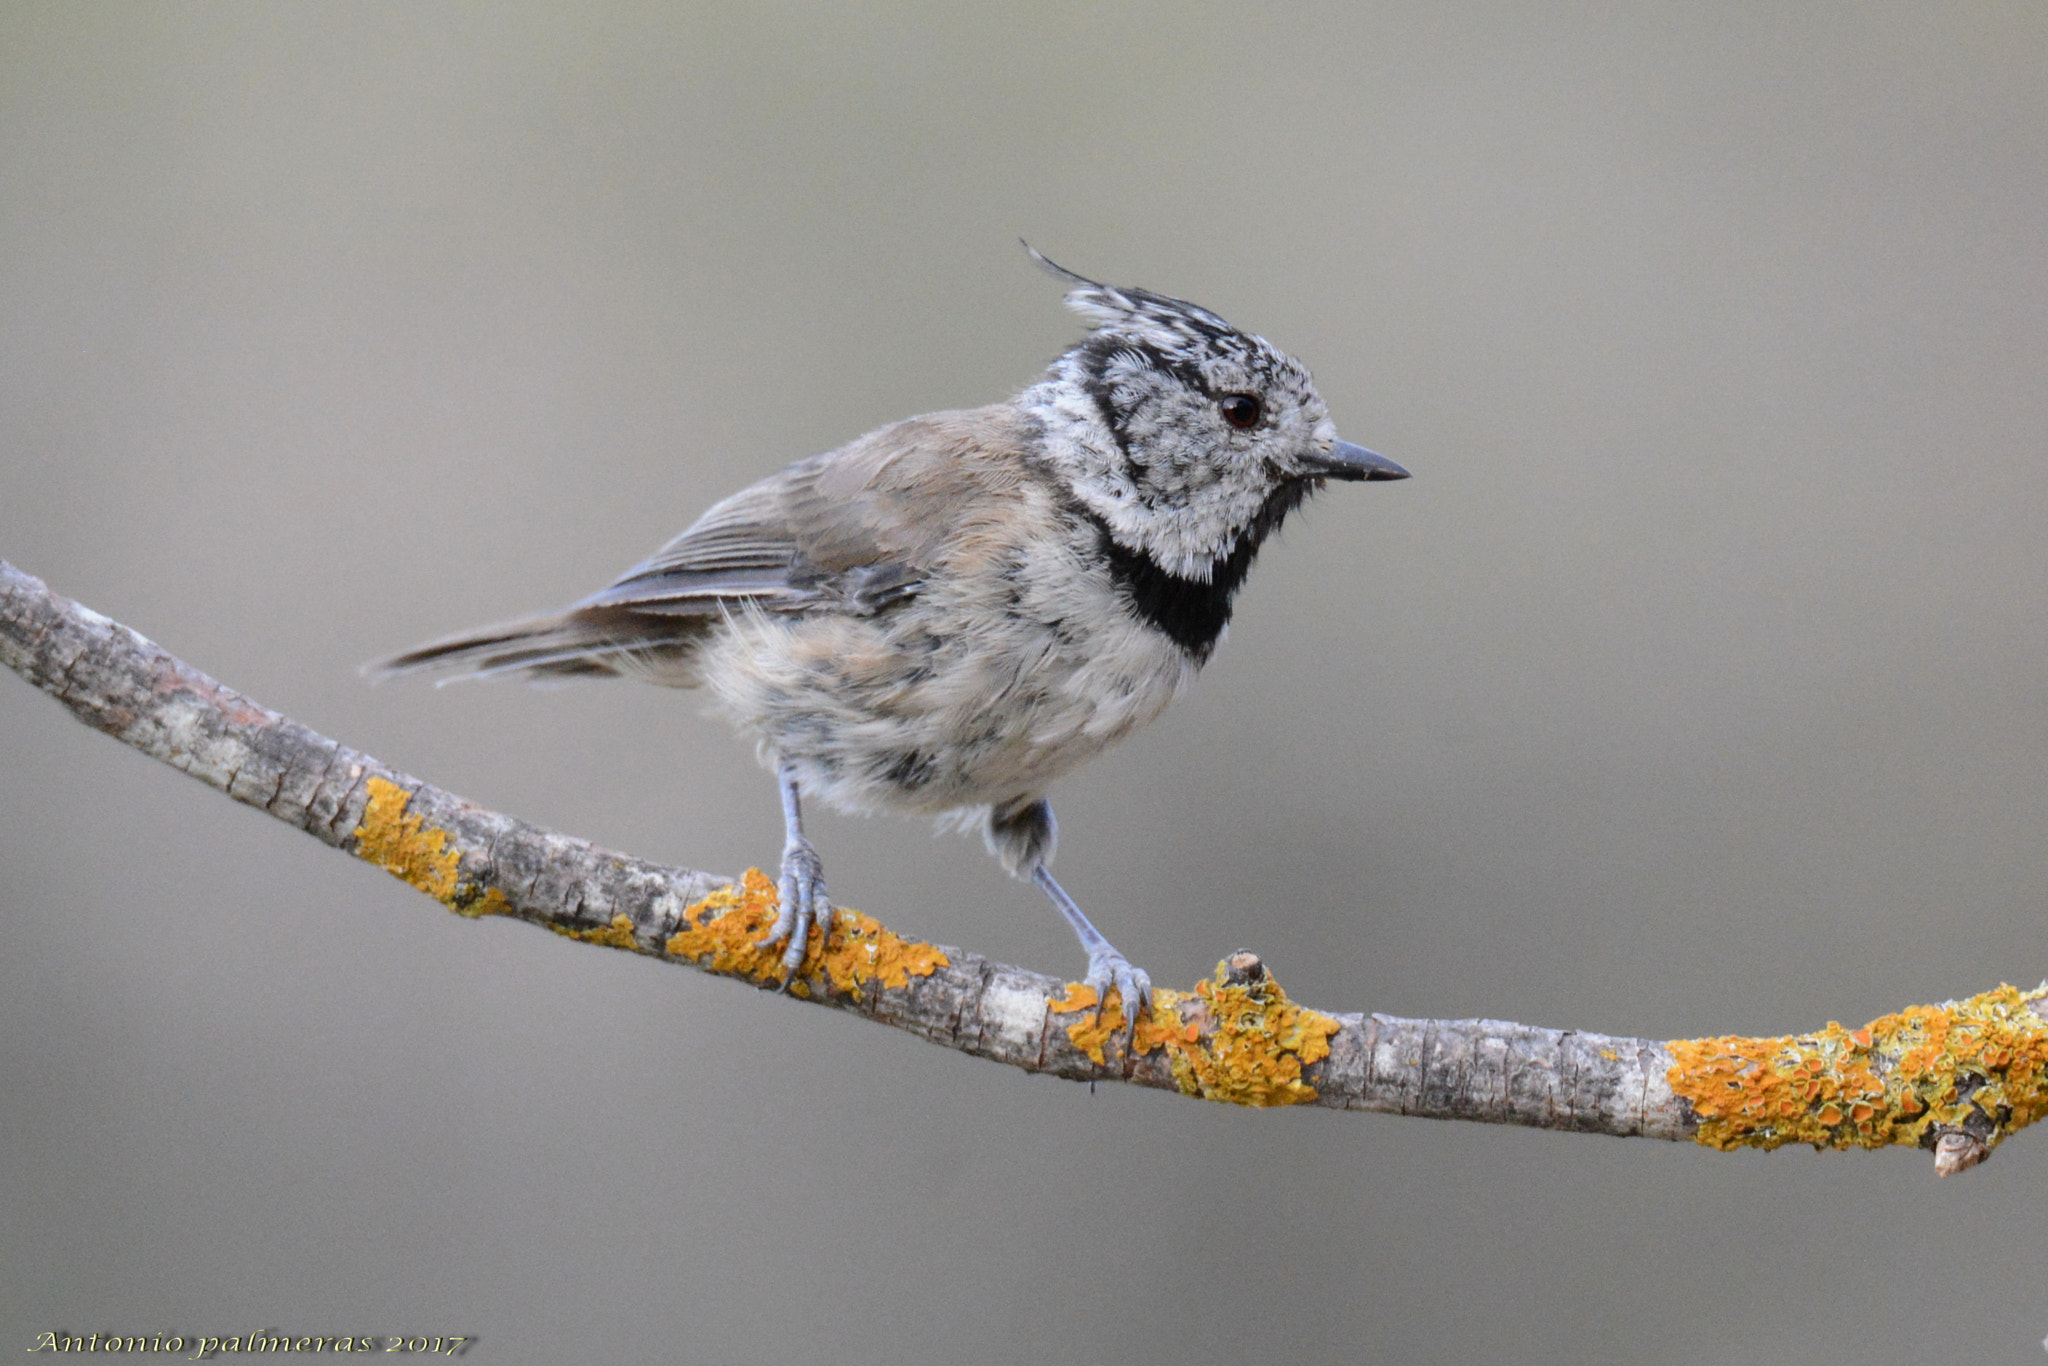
xmin=660 ymin=870 xmax=787 ymax=982
xmin=1049 ymin=960 xmax=1340 ymax=1104
xmin=352 ymin=776 xmax=508 ymax=917
xmin=662 ymin=868 xmax=947 ymax=997
xmin=552 ymin=913 xmax=646 ymax=953
xmin=1668 ymin=983 xmax=2048 ymax=1154
xmin=456 ymin=884 xmax=512 ymax=918
xmin=1051 ymin=983 xmax=1194 ymax=1065
xmin=808 ymin=901 xmax=951 ymax=996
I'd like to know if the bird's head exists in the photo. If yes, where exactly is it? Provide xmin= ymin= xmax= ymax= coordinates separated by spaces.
xmin=1018 ymin=249 xmax=1406 ymax=586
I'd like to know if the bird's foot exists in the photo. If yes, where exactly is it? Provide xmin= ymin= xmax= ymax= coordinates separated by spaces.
xmin=759 ymin=837 xmax=832 ymax=986
xmin=1084 ymin=944 xmax=1152 ymax=1032
xmin=1031 ymin=860 xmax=1151 ymax=1042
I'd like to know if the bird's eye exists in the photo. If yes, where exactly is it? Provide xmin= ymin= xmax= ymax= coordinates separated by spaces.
xmin=1219 ymin=393 xmax=1263 ymax=430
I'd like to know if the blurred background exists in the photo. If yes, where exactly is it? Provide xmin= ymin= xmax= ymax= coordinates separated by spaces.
xmin=4 ymin=3 xmax=2046 ymax=1360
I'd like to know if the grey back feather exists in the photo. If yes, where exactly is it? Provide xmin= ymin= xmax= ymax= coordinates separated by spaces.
xmin=366 ymin=404 xmax=1034 ymax=686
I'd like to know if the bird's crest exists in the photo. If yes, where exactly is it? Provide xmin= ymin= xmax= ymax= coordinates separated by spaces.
xmin=1023 ymin=242 xmax=1242 ymax=357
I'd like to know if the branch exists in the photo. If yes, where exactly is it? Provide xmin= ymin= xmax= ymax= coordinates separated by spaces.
xmin=4 ymin=560 xmax=2040 ymax=1175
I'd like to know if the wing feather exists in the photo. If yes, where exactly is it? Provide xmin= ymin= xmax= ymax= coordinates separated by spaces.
xmin=578 ymin=404 xmax=1025 ymax=616
xmin=368 ymin=404 xmax=1032 ymax=685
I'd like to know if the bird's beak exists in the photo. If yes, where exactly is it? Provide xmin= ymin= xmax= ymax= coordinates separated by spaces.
xmin=1302 ymin=440 xmax=1410 ymax=482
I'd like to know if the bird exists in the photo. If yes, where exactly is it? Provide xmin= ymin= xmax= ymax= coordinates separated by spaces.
xmin=368 ymin=249 xmax=1408 ymax=1019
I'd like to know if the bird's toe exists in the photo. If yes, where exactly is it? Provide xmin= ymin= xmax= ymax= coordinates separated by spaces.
xmin=1084 ymin=946 xmax=1152 ymax=1035
xmin=761 ymin=839 xmax=831 ymax=986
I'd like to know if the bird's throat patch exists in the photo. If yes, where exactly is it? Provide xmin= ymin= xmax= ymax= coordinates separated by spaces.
xmin=1089 ymin=479 xmax=1311 ymax=661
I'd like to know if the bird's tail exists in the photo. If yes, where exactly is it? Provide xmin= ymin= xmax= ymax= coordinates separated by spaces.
xmin=363 ymin=604 xmax=710 ymax=686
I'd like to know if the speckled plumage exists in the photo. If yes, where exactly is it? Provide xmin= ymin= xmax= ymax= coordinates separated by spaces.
xmin=371 ymin=252 xmax=1408 ymax=1014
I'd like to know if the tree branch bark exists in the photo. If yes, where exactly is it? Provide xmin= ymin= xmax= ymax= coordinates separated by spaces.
xmin=4 ymin=560 xmax=2040 ymax=1174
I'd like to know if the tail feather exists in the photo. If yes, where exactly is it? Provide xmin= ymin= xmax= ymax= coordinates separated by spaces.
xmin=363 ymin=606 xmax=710 ymax=686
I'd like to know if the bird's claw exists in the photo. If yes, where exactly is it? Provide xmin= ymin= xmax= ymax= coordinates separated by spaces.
xmin=1084 ymin=946 xmax=1152 ymax=1044
xmin=760 ymin=837 xmax=831 ymax=987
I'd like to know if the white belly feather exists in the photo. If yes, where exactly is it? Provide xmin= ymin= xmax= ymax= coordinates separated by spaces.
xmin=698 ymin=566 xmax=1197 ymax=817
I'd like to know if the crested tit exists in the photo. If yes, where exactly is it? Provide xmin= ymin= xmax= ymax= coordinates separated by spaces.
xmin=372 ymin=250 xmax=1409 ymax=1015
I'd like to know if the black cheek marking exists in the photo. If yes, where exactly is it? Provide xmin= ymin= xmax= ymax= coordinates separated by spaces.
xmin=1080 ymin=336 xmax=1212 ymax=476
xmin=1080 ymin=344 xmax=1134 ymax=464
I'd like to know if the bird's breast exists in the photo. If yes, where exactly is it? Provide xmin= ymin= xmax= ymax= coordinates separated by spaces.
xmin=696 ymin=542 xmax=1196 ymax=815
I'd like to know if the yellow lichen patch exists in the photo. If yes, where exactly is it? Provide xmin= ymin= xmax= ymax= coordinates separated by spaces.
xmin=456 ymin=885 xmax=512 ymax=919
xmin=1052 ymin=984 xmax=1194 ymax=1065
xmin=663 ymin=869 xmax=791 ymax=985
xmin=551 ymin=913 xmax=647 ymax=953
xmin=809 ymin=903 xmax=949 ymax=995
xmin=354 ymin=776 xmax=459 ymax=899
xmin=1668 ymin=983 xmax=2048 ymax=1154
xmin=352 ymin=776 xmax=507 ymax=916
xmin=662 ymin=868 xmax=948 ymax=996
xmin=1052 ymin=983 xmax=1115 ymax=1065
xmin=1069 ymin=960 xmax=1340 ymax=1105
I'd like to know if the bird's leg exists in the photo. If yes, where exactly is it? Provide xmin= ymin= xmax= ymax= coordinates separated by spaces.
xmin=1032 ymin=862 xmax=1152 ymax=1030
xmin=758 ymin=760 xmax=831 ymax=983
xmin=987 ymin=797 xmax=1152 ymax=1035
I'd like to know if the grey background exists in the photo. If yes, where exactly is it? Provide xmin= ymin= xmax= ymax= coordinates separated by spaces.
xmin=4 ymin=3 xmax=2046 ymax=1361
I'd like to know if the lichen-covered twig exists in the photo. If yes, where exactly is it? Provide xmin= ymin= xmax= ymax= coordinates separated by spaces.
xmin=4 ymin=560 xmax=2042 ymax=1174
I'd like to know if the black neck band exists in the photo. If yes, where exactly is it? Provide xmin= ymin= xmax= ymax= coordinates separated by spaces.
xmin=1086 ymin=479 xmax=1312 ymax=662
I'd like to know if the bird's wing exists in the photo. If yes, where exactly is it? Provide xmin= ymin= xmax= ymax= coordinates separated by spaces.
xmin=366 ymin=405 xmax=1031 ymax=684
xmin=575 ymin=404 xmax=1029 ymax=619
